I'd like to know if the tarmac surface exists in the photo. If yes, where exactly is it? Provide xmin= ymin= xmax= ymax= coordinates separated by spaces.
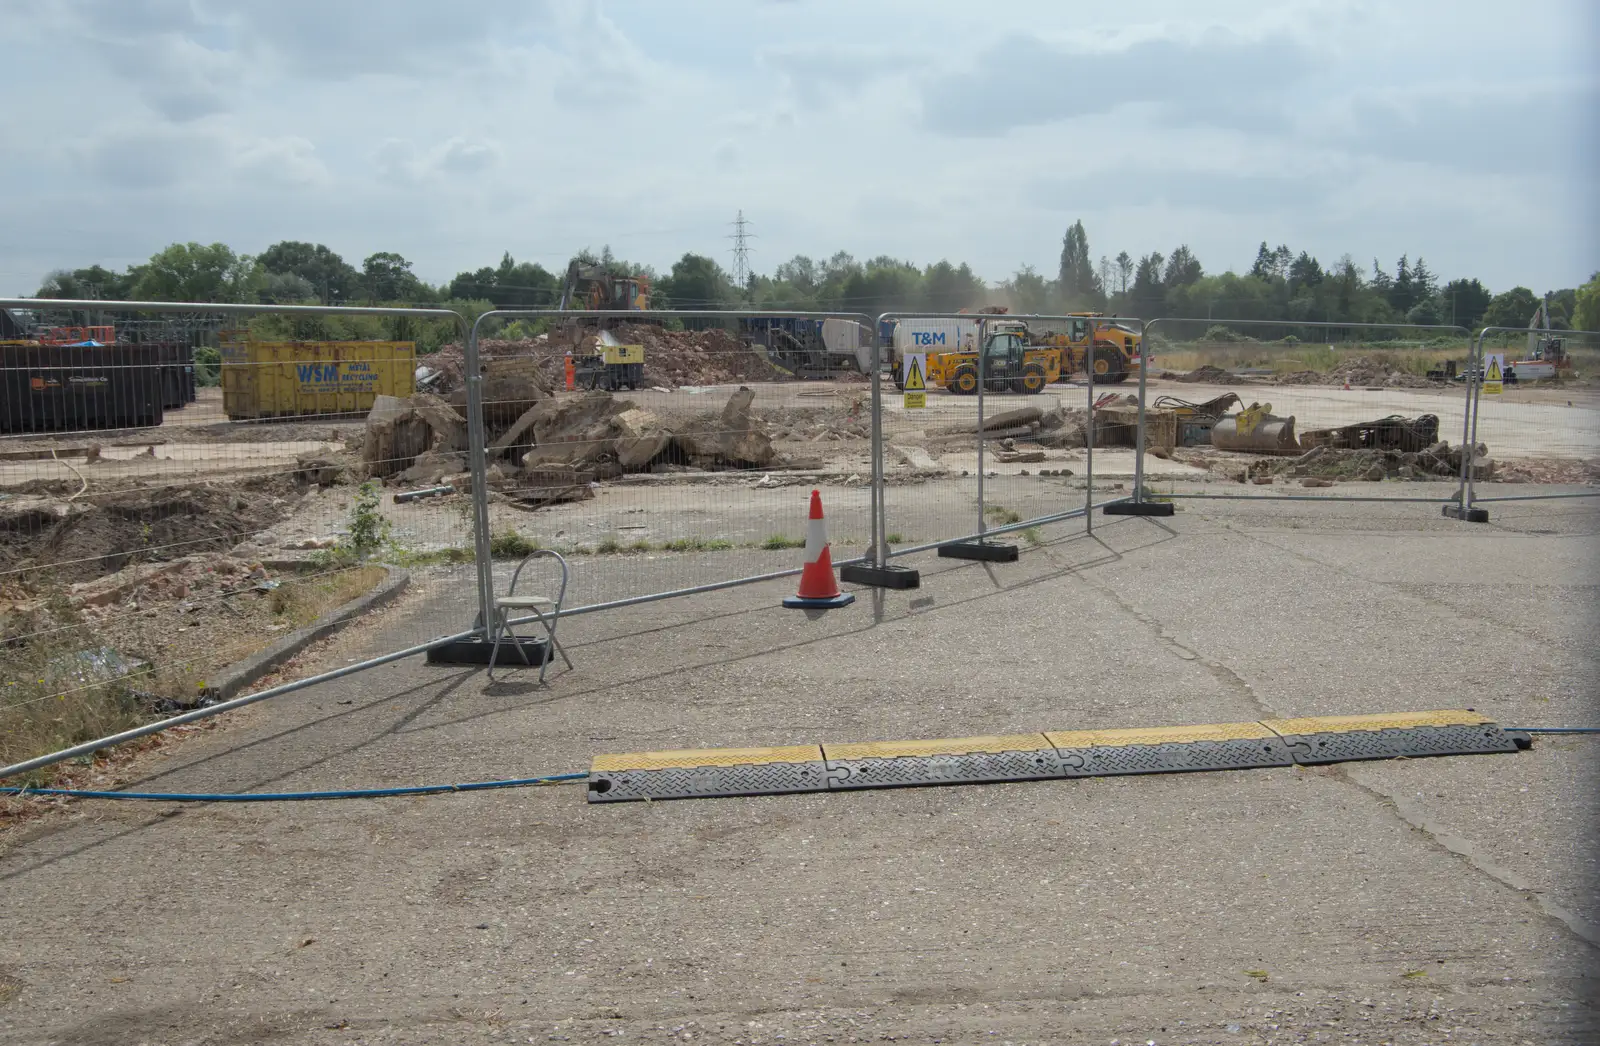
xmin=1 ymin=497 xmax=1596 ymax=1044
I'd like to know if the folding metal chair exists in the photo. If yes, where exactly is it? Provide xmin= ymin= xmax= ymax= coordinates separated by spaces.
xmin=487 ymin=549 xmax=572 ymax=683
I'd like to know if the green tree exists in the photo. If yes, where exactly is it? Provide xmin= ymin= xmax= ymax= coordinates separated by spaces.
xmin=36 ymin=264 xmax=136 ymax=301
xmin=1573 ymin=273 xmax=1600 ymax=331
xmin=921 ymin=260 xmax=985 ymax=312
xmin=1287 ymin=252 xmax=1323 ymax=294
xmin=1482 ymin=286 xmax=1539 ymax=330
xmin=360 ymin=252 xmax=429 ymax=302
xmin=1162 ymin=245 xmax=1202 ymax=289
xmin=1056 ymin=220 xmax=1101 ymax=307
xmin=1410 ymin=257 xmax=1435 ymax=302
xmin=1388 ymin=255 xmax=1415 ymax=313
xmin=1004 ymin=265 xmax=1052 ymax=313
xmin=1129 ymin=253 xmax=1164 ymax=319
xmin=655 ymin=253 xmax=733 ymax=309
xmin=841 ymin=258 xmax=921 ymax=317
xmin=1114 ymin=251 xmax=1134 ymax=296
xmin=1440 ymin=278 xmax=1492 ymax=330
xmin=447 ymin=252 xmax=559 ymax=308
xmin=257 ymin=241 xmax=360 ymax=303
xmin=131 ymin=242 xmax=258 ymax=302
xmin=258 ymin=271 xmax=317 ymax=303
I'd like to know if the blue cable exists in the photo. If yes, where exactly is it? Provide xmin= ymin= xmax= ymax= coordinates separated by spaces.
xmin=0 ymin=771 xmax=589 ymax=803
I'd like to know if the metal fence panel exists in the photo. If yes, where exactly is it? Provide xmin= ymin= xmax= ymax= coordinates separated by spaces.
xmin=1129 ymin=318 xmax=1478 ymax=506
xmin=459 ymin=309 xmax=881 ymax=628
xmin=1457 ymin=325 xmax=1600 ymax=511
xmin=869 ymin=311 xmax=1136 ymax=562
xmin=0 ymin=298 xmax=472 ymax=778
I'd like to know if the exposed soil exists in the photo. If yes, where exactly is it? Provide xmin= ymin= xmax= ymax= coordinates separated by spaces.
xmin=0 ymin=485 xmax=294 ymax=587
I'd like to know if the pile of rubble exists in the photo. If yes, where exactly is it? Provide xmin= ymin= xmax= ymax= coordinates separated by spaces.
xmin=1277 ymin=356 xmax=1434 ymax=388
xmin=419 ymin=324 xmax=785 ymax=393
xmin=1264 ymin=441 xmax=1490 ymax=484
xmin=1170 ymin=364 xmax=1236 ymax=384
xmin=364 ymin=384 xmax=788 ymax=507
xmin=1495 ymin=457 xmax=1600 ymax=485
xmin=596 ymin=324 xmax=785 ymax=386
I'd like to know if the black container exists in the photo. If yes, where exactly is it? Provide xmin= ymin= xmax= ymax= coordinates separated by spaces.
xmin=1 ymin=342 xmax=167 ymax=433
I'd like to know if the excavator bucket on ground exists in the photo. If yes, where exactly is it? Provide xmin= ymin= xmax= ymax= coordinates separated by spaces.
xmin=1212 ymin=401 xmax=1301 ymax=455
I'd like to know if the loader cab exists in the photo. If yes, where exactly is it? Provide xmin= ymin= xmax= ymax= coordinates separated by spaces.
xmin=983 ymin=332 xmax=1027 ymax=369
xmin=1067 ymin=318 xmax=1092 ymax=343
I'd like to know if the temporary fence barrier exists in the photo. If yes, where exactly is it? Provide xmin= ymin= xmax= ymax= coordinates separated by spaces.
xmin=1125 ymin=318 xmax=1478 ymax=510
xmin=0 ymin=296 xmax=474 ymax=780
xmin=457 ymin=309 xmax=884 ymax=635
xmin=862 ymin=311 xmax=1137 ymax=578
xmin=6 ymin=296 xmax=1596 ymax=784
xmin=1452 ymin=324 xmax=1600 ymax=519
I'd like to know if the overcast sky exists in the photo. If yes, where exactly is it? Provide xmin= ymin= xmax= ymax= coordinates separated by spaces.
xmin=2 ymin=0 xmax=1596 ymax=297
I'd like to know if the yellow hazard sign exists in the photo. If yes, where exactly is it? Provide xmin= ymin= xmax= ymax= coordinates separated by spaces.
xmin=903 ymin=353 xmax=927 ymax=408
xmin=1482 ymin=352 xmax=1503 ymax=395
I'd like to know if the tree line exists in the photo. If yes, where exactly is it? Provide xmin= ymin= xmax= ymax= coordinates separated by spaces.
xmin=29 ymin=229 xmax=1600 ymax=337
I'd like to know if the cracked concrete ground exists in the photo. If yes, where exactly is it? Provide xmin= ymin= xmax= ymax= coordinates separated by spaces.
xmin=1 ymin=497 xmax=1596 ymax=1045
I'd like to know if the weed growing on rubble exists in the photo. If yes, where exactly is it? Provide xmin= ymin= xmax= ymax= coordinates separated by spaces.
xmin=626 ymin=540 xmax=653 ymax=554
xmin=761 ymin=534 xmax=806 ymax=551
xmin=984 ymin=505 xmax=1022 ymax=525
xmin=660 ymin=537 xmax=734 ymax=552
xmin=1021 ymin=527 xmax=1043 ymax=546
xmin=346 ymin=482 xmax=391 ymax=560
xmin=489 ymin=530 xmax=541 ymax=559
xmin=885 ymin=533 xmax=905 ymax=544
xmin=595 ymin=537 xmax=623 ymax=555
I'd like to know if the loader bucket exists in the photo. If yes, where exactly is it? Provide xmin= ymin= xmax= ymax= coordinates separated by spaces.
xmin=1212 ymin=403 xmax=1301 ymax=455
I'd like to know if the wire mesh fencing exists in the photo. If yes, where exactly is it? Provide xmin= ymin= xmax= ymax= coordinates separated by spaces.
xmin=872 ymin=311 xmax=1134 ymax=560
xmin=0 ymin=298 xmax=469 ymax=776
xmin=1128 ymin=318 xmax=1479 ymax=503
xmin=457 ymin=309 xmax=881 ymax=624
xmin=1458 ymin=325 xmax=1600 ymax=507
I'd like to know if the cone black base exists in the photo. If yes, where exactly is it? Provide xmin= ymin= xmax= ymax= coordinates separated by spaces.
xmin=1104 ymin=501 xmax=1175 ymax=517
xmin=840 ymin=563 xmax=920 ymax=589
xmin=938 ymin=541 xmax=1019 ymax=562
xmin=783 ymin=592 xmax=856 ymax=609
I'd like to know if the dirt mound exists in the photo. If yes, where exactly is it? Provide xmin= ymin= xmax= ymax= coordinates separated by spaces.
xmin=1175 ymin=365 xmax=1235 ymax=383
xmin=425 ymin=325 xmax=786 ymax=392
xmin=0 ymin=485 xmax=291 ymax=586
xmin=1302 ymin=356 xmax=1436 ymax=388
xmin=1496 ymin=457 xmax=1600 ymax=485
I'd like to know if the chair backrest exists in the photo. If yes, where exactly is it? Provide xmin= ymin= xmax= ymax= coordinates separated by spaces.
xmin=506 ymin=548 xmax=569 ymax=606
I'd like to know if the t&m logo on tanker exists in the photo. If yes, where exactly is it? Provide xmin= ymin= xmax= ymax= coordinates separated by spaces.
xmin=911 ymin=332 xmax=946 ymax=346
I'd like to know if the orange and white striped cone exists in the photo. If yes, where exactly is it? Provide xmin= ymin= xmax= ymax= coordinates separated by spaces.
xmin=783 ymin=489 xmax=855 ymax=609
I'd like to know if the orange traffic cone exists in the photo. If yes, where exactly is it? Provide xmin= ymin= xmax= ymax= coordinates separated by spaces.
xmin=783 ymin=489 xmax=855 ymax=609
xmin=564 ymin=351 xmax=576 ymax=391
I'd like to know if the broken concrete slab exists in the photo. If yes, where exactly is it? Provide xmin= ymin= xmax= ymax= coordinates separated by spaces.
xmin=981 ymin=406 xmax=1044 ymax=431
xmin=890 ymin=445 xmax=946 ymax=472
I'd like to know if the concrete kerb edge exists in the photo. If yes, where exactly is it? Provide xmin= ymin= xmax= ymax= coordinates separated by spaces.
xmin=201 ymin=565 xmax=411 ymax=701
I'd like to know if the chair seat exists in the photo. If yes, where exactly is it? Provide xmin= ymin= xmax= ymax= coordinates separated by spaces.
xmin=496 ymin=594 xmax=555 ymax=608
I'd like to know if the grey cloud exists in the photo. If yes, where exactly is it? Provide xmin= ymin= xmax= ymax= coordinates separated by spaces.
xmin=230 ymin=0 xmax=551 ymax=78
xmin=436 ymin=139 xmax=500 ymax=175
xmin=1334 ymin=87 xmax=1600 ymax=177
xmin=920 ymin=30 xmax=1314 ymax=138
xmin=76 ymin=126 xmax=226 ymax=191
xmin=1027 ymin=166 xmax=1336 ymax=215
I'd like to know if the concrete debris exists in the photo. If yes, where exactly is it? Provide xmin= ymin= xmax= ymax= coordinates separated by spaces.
xmin=294 ymin=456 xmax=345 ymax=487
xmin=1276 ymin=356 xmax=1436 ymax=389
xmin=1174 ymin=365 xmax=1236 ymax=383
xmin=982 ymin=406 xmax=1044 ymax=431
xmin=890 ymin=445 xmax=946 ymax=473
xmin=363 ymin=394 xmax=434 ymax=479
xmin=994 ymin=449 xmax=1046 ymax=463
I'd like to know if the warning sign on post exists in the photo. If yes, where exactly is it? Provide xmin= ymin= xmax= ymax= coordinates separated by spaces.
xmin=902 ymin=353 xmax=927 ymax=409
xmin=1483 ymin=352 xmax=1504 ymax=395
